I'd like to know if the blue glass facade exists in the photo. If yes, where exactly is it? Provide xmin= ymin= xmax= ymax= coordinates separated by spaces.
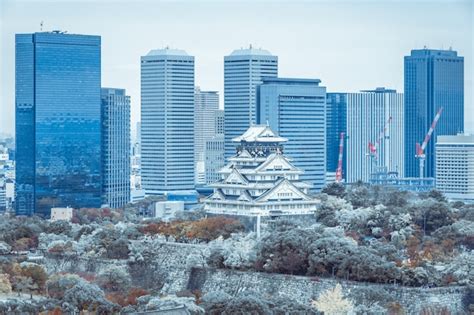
xmin=257 ymin=78 xmax=326 ymax=191
xmin=101 ymin=88 xmax=131 ymax=208
xmin=404 ymin=49 xmax=464 ymax=178
xmin=15 ymin=32 xmax=102 ymax=217
xmin=326 ymin=93 xmax=347 ymax=175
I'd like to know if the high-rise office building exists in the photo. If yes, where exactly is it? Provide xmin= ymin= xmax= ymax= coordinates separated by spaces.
xmin=224 ymin=46 xmax=278 ymax=158
xmin=257 ymin=78 xmax=327 ymax=191
xmin=194 ymin=87 xmax=219 ymax=185
xmin=101 ymin=88 xmax=131 ymax=208
xmin=436 ymin=134 xmax=474 ymax=202
xmin=404 ymin=48 xmax=464 ymax=178
xmin=326 ymin=93 xmax=347 ymax=179
xmin=15 ymin=32 xmax=102 ymax=217
xmin=141 ymin=48 xmax=195 ymax=194
xmin=204 ymin=109 xmax=225 ymax=186
xmin=215 ymin=109 xmax=225 ymax=135
xmin=346 ymin=88 xmax=404 ymax=183
xmin=205 ymin=134 xmax=225 ymax=185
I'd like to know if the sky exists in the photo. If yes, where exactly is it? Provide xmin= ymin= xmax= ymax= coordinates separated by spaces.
xmin=0 ymin=0 xmax=473 ymax=137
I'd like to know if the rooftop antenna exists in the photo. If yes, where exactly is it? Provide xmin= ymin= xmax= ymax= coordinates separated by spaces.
xmin=40 ymin=21 xmax=44 ymax=31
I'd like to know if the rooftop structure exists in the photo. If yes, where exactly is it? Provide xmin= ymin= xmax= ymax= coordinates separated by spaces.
xmin=204 ymin=125 xmax=320 ymax=219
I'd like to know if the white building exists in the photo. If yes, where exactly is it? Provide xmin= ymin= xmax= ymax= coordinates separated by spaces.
xmin=436 ymin=134 xmax=474 ymax=202
xmin=153 ymin=201 xmax=184 ymax=221
xmin=346 ymin=88 xmax=404 ymax=183
xmin=194 ymin=88 xmax=219 ymax=185
xmin=50 ymin=207 xmax=73 ymax=222
xmin=204 ymin=125 xmax=320 ymax=218
xmin=141 ymin=48 xmax=195 ymax=194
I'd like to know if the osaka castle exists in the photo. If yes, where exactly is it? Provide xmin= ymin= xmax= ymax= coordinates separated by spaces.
xmin=204 ymin=125 xmax=320 ymax=217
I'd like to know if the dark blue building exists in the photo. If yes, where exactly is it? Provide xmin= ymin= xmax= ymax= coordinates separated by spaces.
xmin=404 ymin=49 xmax=464 ymax=178
xmin=257 ymin=78 xmax=327 ymax=191
xmin=326 ymin=93 xmax=347 ymax=176
xmin=15 ymin=31 xmax=102 ymax=216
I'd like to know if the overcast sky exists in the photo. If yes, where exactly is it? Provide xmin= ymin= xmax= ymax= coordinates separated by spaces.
xmin=1 ymin=0 xmax=472 ymax=136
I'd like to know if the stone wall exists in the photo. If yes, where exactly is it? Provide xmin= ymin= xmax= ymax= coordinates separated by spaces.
xmin=190 ymin=268 xmax=469 ymax=314
xmin=44 ymin=242 xmax=470 ymax=314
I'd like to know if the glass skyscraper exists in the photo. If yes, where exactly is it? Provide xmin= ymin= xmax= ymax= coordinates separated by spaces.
xmin=15 ymin=32 xmax=102 ymax=217
xmin=257 ymin=78 xmax=327 ymax=191
xmin=404 ymin=48 xmax=464 ymax=178
xmin=346 ymin=88 xmax=404 ymax=183
xmin=101 ymin=88 xmax=131 ymax=208
xmin=224 ymin=47 xmax=278 ymax=158
xmin=326 ymin=93 xmax=347 ymax=177
xmin=194 ymin=87 xmax=219 ymax=185
xmin=141 ymin=48 xmax=195 ymax=194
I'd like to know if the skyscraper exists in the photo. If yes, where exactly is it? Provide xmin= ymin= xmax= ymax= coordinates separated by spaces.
xmin=194 ymin=87 xmax=219 ymax=185
xmin=346 ymin=88 xmax=404 ymax=183
xmin=141 ymin=48 xmax=195 ymax=195
xmin=101 ymin=88 xmax=131 ymax=208
xmin=15 ymin=31 xmax=102 ymax=217
xmin=435 ymin=134 xmax=474 ymax=202
xmin=257 ymin=78 xmax=327 ymax=191
xmin=404 ymin=48 xmax=464 ymax=178
xmin=205 ymin=135 xmax=225 ymax=185
xmin=205 ymin=109 xmax=225 ymax=186
xmin=326 ymin=93 xmax=347 ymax=178
xmin=224 ymin=46 xmax=278 ymax=158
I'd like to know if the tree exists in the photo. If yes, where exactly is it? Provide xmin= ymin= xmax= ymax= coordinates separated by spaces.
xmin=14 ymin=276 xmax=37 ymax=298
xmin=63 ymin=280 xmax=118 ymax=313
xmin=46 ymin=273 xmax=84 ymax=299
xmin=311 ymin=284 xmax=354 ymax=315
xmin=345 ymin=182 xmax=372 ymax=208
xmin=97 ymin=265 xmax=131 ymax=293
xmin=410 ymin=200 xmax=453 ymax=235
xmin=0 ymin=242 xmax=11 ymax=255
xmin=256 ymin=228 xmax=315 ymax=275
xmin=316 ymin=196 xmax=351 ymax=227
xmin=0 ymin=273 xmax=12 ymax=294
xmin=20 ymin=263 xmax=48 ymax=293
xmin=321 ymin=182 xmax=346 ymax=198
xmin=105 ymin=238 xmax=130 ymax=259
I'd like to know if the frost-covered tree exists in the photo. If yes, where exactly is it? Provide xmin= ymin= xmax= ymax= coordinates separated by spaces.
xmin=0 ymin=241 xmax=11 ymax=254
xmin=46 ymin=273 xmax=84 ymax=299
xmin=97 ymin=265 xmax=131 ymax=292
xmin=317 ymin=196 xmax=352 ymax=227
xmin=0 ymin=273 xmax=12 ymax=294
xmin=321 ymin=182 xmax=346 ymax=198
xmin=441 ymin=251 xmax=474 ymax=285
xmin=63 ymin=279 xmax=118 ymax=313
xmin=207 ymin=233 xmax=257 ymax=270
xmin=311 ymin=284 xmax=354 ymax=315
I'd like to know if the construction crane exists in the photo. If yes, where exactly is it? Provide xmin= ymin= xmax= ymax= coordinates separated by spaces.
xmin=367 ymin=116 xmax=392 ymax=162
xmin=335 ymin=132 xmax=345 ymax=183
xmin=416 ymin=107 xmax=444 ymax=178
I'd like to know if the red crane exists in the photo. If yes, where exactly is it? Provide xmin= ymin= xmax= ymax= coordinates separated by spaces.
xmin=367 ymin=116 xmax=392 ymax=161
xmin=335 ymin=132 xmax=345 ymax=183
xmin=415 ymin=107 xmax=444 ymax=178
